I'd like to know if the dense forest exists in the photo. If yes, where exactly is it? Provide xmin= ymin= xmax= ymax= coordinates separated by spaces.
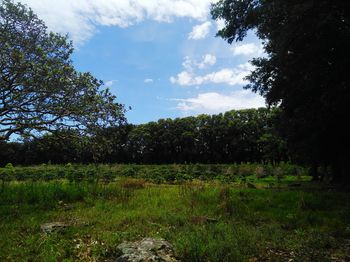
xmin=0 ymin=108 xmax=288 ymax=165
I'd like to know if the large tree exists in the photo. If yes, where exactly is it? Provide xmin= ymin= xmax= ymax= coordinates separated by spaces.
xmin=0 ymin=0 xmax=125 ymax=140
xmin=211 ymin=0 xmax=350 ymax=182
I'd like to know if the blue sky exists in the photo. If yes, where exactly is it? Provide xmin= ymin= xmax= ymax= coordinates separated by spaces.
xmin=21 ymin=0 xmax=265 ymax=124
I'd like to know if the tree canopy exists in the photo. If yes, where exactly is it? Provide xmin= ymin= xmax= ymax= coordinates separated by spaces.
xmin=0 ymin=108 xmax=288 ymax=165
xmin=211 ymin=0 xmax=350 ymax=182
xmin=0 ymin=0 xmax=125 ymax=140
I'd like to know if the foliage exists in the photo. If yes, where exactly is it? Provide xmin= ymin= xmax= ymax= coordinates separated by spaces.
xmin=0 ymin=0 xmax=125 ymax=140
xmin=0 ymin=108 xmax=288 ymax=165
xmin=0 ymin=162 xmax=14 ymax=184
xmin=211 ymin=0 xmax=350 ymax=182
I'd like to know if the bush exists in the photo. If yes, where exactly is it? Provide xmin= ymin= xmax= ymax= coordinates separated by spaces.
xmin=0 ymin=163 xmax=15 ymax=182
xmin=254 ymin=166 xmax=266 ymax=179
xmin=0 ymin=163 xmax=306 ymax=184
xmin=120 ymin=166 xmax=138 ymax=177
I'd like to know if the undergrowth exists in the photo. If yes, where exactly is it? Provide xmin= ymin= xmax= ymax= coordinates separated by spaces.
xmin=0 ymin=176 xmax=349 ymax=261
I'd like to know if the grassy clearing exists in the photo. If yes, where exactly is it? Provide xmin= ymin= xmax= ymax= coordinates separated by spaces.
xmin=0 ymin=176 xmax=349 ymax=261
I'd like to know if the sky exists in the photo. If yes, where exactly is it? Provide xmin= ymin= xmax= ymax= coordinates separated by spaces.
xmin=20 ymin=0 xmax=266 ymax=124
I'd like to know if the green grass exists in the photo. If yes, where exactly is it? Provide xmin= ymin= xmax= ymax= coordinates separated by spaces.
xmin=1 ymin=176 xmax=349 ymax=261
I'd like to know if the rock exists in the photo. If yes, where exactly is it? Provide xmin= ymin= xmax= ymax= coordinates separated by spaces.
xmin=115 ymin=238 xmax=178 ymax=262
xmin=40 ymin=222 xmax=68 ymax=234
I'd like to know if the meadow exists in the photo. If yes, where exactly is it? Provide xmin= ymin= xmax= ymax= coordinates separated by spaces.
xmin=0 ymin=164 xmax=349 ymax=261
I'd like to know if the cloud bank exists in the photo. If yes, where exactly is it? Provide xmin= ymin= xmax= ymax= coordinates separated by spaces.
xmin=188 ymin=21 xmax=212 ymax=40
xmin=175 ymin=90 xmax=265 ymax=114
xmin=170 ymin=55 xmax=254 ymax=87
xmin=19 ymin=0 xmax=219 ymax=44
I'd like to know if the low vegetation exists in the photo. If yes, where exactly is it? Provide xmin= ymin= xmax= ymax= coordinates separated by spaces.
xmin=0 ymin=162 xmax=307 ymax=184
xmin=1 ymin=164 xmax=349 ymax=261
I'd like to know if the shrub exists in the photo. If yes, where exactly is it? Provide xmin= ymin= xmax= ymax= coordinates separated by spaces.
xmin=254 ymin=166 xmax=267 ymax=179
xmin=175 ymin=172 xmax=192 ymax=183
xmin=120 ymin=166 xmax=138 ymax=177
xmin=238 ymin=164 xmax=254 ymax=177
xmin=0 ymin=163 xmax=15 ymax=182
xmin=0 ymin=163 xmax=307 ymax=184
xmin=274 ymin=167 xmax=284 ymax=182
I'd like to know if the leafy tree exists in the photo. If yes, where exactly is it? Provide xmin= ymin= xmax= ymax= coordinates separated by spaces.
xmin=0 ymin=108 xmax=287 ymax=165
xmin=94 ymin=125 xmax=134 ymax=163
xmin=29 ymin=130 xmax=84 ymax=164
xmin=0 ymin=0 xmax=125 ymax=140
xmin=0 ymin=140 xmax=23 ymax=165
xmin=211 ymin=0 xmax=350 ymax=182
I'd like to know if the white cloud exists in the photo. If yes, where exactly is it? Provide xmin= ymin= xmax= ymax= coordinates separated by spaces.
xmin=182 ymin=56 xmax=194 ymax=71
xmin=215 ymin=19 xmax=226 ymax=31
xmin=144 ymin=78 xmax=154 ymax=83
xmin=231 ymin=43 xmax=264 ymax=56
xmin=175 ymin=90 xmax=265 ymax=114
xmin=170 ymin=60 xmax=254 ymax=86
xmin=19 ymin=0 xmax=219 ymax=45
xmin=188 ymin=21 xmax=212 ymax=40
xmin=180 ymin=54 xmax=217 ymax=72
xmin=104 ymin=80 xmax=116 ymax=87
xmin=201 ymin=64 xmax=252 ymax=85
xmin=197 ymin=54 xmax=216 ymax=69
xmin=170 ymin=71 xmax=193 ymax=86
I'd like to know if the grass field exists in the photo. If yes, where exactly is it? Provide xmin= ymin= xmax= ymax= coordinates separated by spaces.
xmin=0 ymin=165 xmax=349 ymax=261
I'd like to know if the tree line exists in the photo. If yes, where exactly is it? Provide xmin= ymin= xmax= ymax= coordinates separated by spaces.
xmin=0 ymin=108 xmax=289 ymax=166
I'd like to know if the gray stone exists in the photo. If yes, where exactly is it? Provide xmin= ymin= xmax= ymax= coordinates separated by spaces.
xmin=40 ymin=222 xmax=68 ymax=234
xmin=115 ymin=238 xmax=179 ymax=262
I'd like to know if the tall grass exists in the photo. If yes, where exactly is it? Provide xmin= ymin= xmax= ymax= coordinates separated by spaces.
xmin=0 ymin=167 xmax=348 ymax=261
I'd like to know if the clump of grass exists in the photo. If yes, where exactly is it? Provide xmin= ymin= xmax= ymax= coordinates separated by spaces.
xmin=121 ymin=178 xmax=146 ymax=189
xmin=218 ymin=186 xmax=235 ymax=216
